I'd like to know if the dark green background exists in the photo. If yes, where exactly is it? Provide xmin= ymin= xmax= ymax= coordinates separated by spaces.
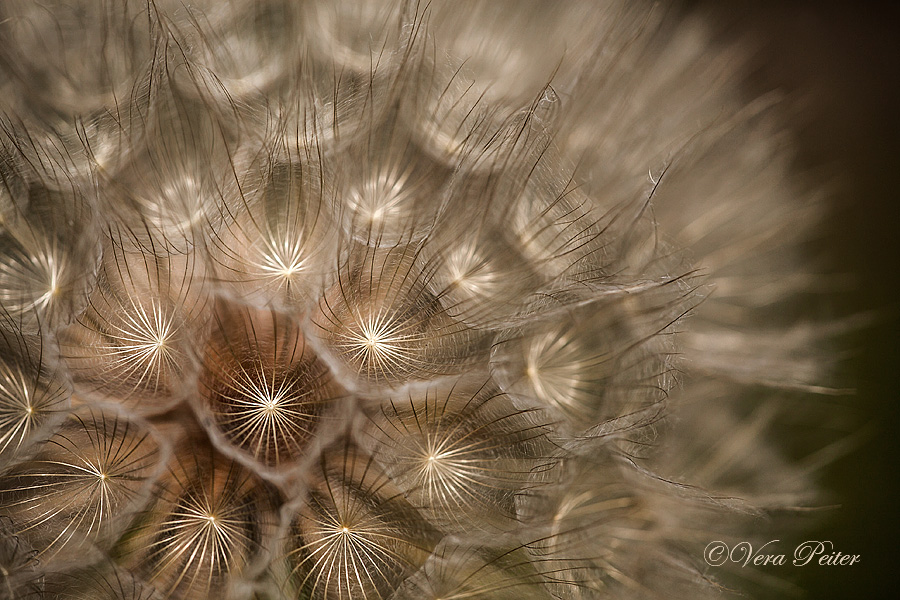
xmin=690 ymin=2 xmax=900 ymax=597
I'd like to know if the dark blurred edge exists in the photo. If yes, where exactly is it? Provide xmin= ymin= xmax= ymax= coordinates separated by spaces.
xmin=687 ymin=1 xmax=900 ymax=598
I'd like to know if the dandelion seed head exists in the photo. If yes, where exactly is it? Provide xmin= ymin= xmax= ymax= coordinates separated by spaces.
xmin=286 ymin=446 xmax=441 ymax=599
xmin=0 ymin=1 xmax=851 ymax=598
xmin=319 ymin=284 xmax=427 ymax=383
xmin=0 ymin=327 xmax=69 ymax=459
xmin=348 ymin=172 xmax=409 ymax=226
xmin=523 ymin=330 xmax=588 ymax=414
xmin=314 ymin=243 xmax=490 ymax=387
xmin=0 ymin=238 xmax=65 ymax=320
xmin=209 ymin=152 xmax=336 ymax=309
xmin=200 ymin=307 xmax=338 ymax=468
xmin=58 ymin=242 xmax=204 ymax=411
xmin=363 ymin=381 xmax=549 ymax=532
xmin=63 ymin=295 xmax=186 ymax=405
xmin=0 ymin=363 xmax=39 ymax=455
xmin=121 ymin=451 xmax=273 ymax=600
xmin=0 ymin=408 xmax=162 ymax=560
xmin=445 ymin=245 xmax=495 ymax=296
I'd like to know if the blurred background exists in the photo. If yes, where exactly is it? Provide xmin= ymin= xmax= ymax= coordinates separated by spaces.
xmin=693 ymin=1 xmax=900 ymax=597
